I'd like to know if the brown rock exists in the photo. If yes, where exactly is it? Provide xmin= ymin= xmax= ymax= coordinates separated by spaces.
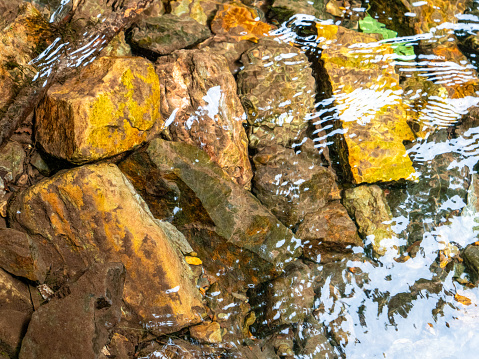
xmin=131 ymin=15 xmax=211 ymax=56
xmin=343 ymin=185 xmax=395 ymax=256
xmin=297 ymin=201 xmax=363 ymax=261
xmin=0 ymin=268 xmax=33 ymax=358
xmin=252 ymin=142 xmax=338 ymax=228
xmin=237 ymin=38 xmax=316 ymax=149
xmin=156 ymin=49 xmax=252 ymax=188
xmin=189 ymin=322 xmax=223 ymax=344
xmin=36 ymin=56 xmax=163 ymax=164
xmin=0 ymin=228 xmax=47 ymax=282
xmin=8 ymin=163 xmax=205 ymax=335
xmin=19 ymin=262 xmax=125 ymax=359
xmin=119 ymin=139 xmax=301 ymax=288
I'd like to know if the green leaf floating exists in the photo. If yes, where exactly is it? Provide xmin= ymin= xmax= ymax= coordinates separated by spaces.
xmin=359 ymin=14 xmax=415 ymax=58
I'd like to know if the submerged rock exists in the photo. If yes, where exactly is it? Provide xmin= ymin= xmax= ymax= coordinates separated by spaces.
xmin=189 ymin=322 xmax=223 ymax=344
xmin=343 ymin=185 xmax=394 ymax=256
xmin=0 ymin=268 xmax=33 ymax=358
xmin=297 ymin=201 xmax=363 ymax=260
xmin=252 ymin=143 xmax=338 ymax=228
xmin=119 ymin=139 xmax=302 ymax=287
xmin=170 ymin=0 xmax=222 ymax=25
xmin=314 ymin=24 xmax=416 ymax=184
xmin=130 ymin=15 xmax=211 ymax=56
xmin=9 ymin=163 xmax=205 ymax=335
xmin=36 ymin=57 xmax=163 ymax=164
xmin=237 ymin=38 xmax=316 ymax=149
xmin=19 ymin=263 xmax=125 ymax=359
xmin=156 ymin=49 xmax=252 ymax=188
xmin=211 ymin=3 xmax=273 ymax=42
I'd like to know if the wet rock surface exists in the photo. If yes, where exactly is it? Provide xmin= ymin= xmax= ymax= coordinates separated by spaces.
xmin=156 ymin=49 xmax=252 ymax=188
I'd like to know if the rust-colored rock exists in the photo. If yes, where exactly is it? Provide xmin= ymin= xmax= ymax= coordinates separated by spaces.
xmin=237 ymin=37 xmax=316 ymax=149
xmin=252 ymin=142 xmax=338 ymax=228
xmin=8 ymin=163 xmax=205 ymax=335
xmin=119 ymin=139 xmax=302 ymax=288
xmin=36 ymin=57 xmax=163 ymax=164
xmin=0 ymin=268 xmax=33 ymax=358
xmin=296 ymin=201 xmax=363 ymax=261
xmin=315 ymin=24 xmax=416 ymax=184
xmin=0 ymin=228 xmax=46 ymax=282
xmin=211 ymin=3 xmax=273 ymax=42
xmin=156 ymin=49 xmax=252 ymax=188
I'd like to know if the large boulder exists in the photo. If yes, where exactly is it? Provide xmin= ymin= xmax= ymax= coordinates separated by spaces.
xmin=130 ymin=15 xmax=211 ymax=56
xmin=0 ymin=268 xmax=33 ymax=358
xmin=19 ymin=263 xmax=125 ymax=359
xmin=8 ymin=163 xmax=205 ymax=335
xmin=36 ymin=57 xmax=163 ymax=164
xmin=119 ymin=139 xmax=302 ymax=287
xmin=156 ymin=49 xmax=252 ymax=188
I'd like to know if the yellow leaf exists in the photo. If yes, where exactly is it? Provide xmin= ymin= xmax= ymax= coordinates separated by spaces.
xmin=455 ymin=293 xmax=472 ymax=306
xmin=185 ymin=256 xmax=202 ymax=265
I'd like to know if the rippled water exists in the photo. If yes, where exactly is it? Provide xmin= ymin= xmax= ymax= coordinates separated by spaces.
xmin=29 ymin=0 xmax=479 ymax=357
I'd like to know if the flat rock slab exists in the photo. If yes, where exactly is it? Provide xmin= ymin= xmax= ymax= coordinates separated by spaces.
xmin=156 ymin=49 xmax=252 ymax=188
xmin=119 ymin=139 xmax=302 ymax=286
xmin=315 ymin=24 xmax=416 ymax=184
xmin=8 ymin=163 xmax=204 ymax=335
xmin=36 ymin=56 xmax=163 ymax=164
xmin=131 ymin=14 xmax=211 ymax=56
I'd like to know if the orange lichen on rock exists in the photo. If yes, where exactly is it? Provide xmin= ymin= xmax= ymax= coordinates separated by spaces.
xmin=211 ymin=3 xmax=273 ymax=42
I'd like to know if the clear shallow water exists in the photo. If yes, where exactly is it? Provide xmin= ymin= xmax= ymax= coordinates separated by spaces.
xmin=29 ymin=0 xmax=479 ymax=357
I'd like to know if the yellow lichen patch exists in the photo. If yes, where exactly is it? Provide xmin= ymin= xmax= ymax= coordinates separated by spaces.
xmin=211 ymin=3 xmax=273 ymax=42
xmin=185 ymin=256 xmax=203 ymax=265
xmin=37 ymin=57 xmax=163 ymax=164
xmin=316 ymin=24 xmax=416 ymax=184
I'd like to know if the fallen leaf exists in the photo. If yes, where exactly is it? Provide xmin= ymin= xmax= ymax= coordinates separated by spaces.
xmin=185 ymin=256 xmax=202 ymax=265
xmin=455 ymin=293 xmax=472 ymax=306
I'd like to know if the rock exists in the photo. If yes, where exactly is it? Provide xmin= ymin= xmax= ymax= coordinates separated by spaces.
xmin=69 ymin=0 xmax=112 ymax=29
xmin=314 ymin=24 xmax=416 ymax=184
xmin=205 ymin=282 xmax=251 ymax=344
xmin=101 ymin=31 xmax=132 ymax=57
xmin=237 ymin=38 xmax=316 ymax=149
xmin=251 ymin=143 xmax=338 ymax=228
xmin=156 ymin=49 xmax=252 ymax=188
xmin=250 ymin=260 xmax=315 ymax=328
xmin=211 ymin=3 xmax=273 ymax=42
xmin=463 ymin=245 xmax=479 ymax=283
xmin=36 ymin=56 xmax=163 ymax=164
xmin=297 ymin=201 xmax=362 ymax=260
xmin=19 ymin=263 xmax=125 ymax=359
xmin=0 ymin=228 xmax=47 ymax=282
xmin=0 ymin=3 xmax=49 ymax=112
xmin=130 ymin=15 xmax=211 ymax=57
xmin=119 ymin=139 xmax=302 ymax=287
xmin=8 ymin=163 xmax=205 ymax=335
xmin=171 ymin=0 xmax=224 ymax=25
xmin=103 ymin=333 xmax=134 ymax=359
xmin=189 ymin=322 xmax=223 ymax=344
xmin=297 ymin=316 xmax=335 ymax=358
xmin=269 ymin=0 xmax=330 ymax=23
xmin=137 ymin=338 xmax=222 ymax=358
xmin=199 ymin=39 xmax=255 ymax=74
xmin=343 ymin=185 xmax=394 ymax=256
xmin=0 ymin=141 xmax=26 ymax=187
xmin=0 ymin=268 xmax=33 ymax=358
